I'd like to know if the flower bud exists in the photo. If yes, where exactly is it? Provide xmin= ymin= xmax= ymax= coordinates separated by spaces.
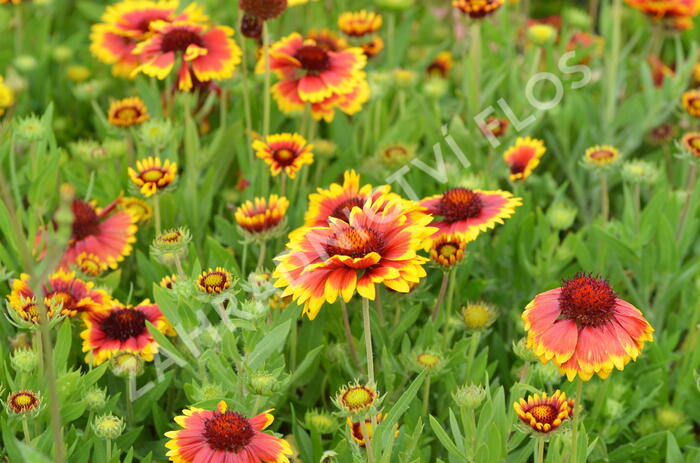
xmin=512 ymin=337 xmax=538 ymax=363
xmin=138 ymin=119 xmax=173 ymax=150
xmin=375 ymin=0 xmax=414 ymax=12
xmin=84 ymin=388 xmax=107 ymax=411
xmin=10 ymin=348 xmax=38 ymax=374
xmin=527 ymin=24 xmax=557 ymax=45
xmin=656 ymin=407 xmax=684 ymax=430
xmin=453 ymin=384 xmax=486 ymax=409
xmin=547 ymin=202 xmax=577 ymax=230
xmin=461 ymin=301 xmax=497 ymax=332
xmin=247 ymin=370 xmax=280 ymax=396
xmin=15 ymin=115 xmax=47 ymax=143
xmin=193 ymin=382 xmax=225 ymax=402
xmin=66 ymin=65 xmax=91 ymax=83
xmin=305 ymin=409 xmax=338 ymax=434
xmin=51 ymin=45 xmax=73 ymax=62
xmin=14 ymin=55 xmax=38 ymax=72
xmin=621 ymin=160 xmax=659 ymax=185
xmin=109 ymin=351 xmax=144 ymax=378
xmin=93 ymin=414 xmax=125 ymax=440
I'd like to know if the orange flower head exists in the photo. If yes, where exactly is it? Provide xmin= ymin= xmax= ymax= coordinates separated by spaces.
xmin=128 ymin=156 xmax=177 ymax=197
xmin=421 ymin=187 xmax=521 ymax=242
xmin=430 ymin=233 xmax=468 ymax=268
xmin=347 ymin=413 xmax=398 ymax=447
xmin=274 ymin=195 xmax=436 ymax=319
xmin=583 ymin=145 xmax=620 ymax=168
xmin=160 ymin=274 xmax=177 ymax=289
xmin=253 ymin=133 xmax=314 ymax=179
xmin=453 ymin=0 xmax=504 ymax=18
xmin=522 ymin=274 xmax=653 ymax=381
xmin=361 ymin=37 xmax=384 ymax=58
xmin=108 ymin=97 xmax=149 ymax=127
xmin=75 ymin=252 xmax=110 ymax=277
xmin=235 ymin=195 xmax=289 ymax=237
xmin=681 ymin=132 xmax=700 ymax=158
xmin=682 ymin=89 xmax=700 ymax=117
xmin=427 ymin=51 xmax=453 ymax=78
xmin=196 ymin=267 xmax=233 ymax=295
xmin=132 ymin=21 xmax=242 ymax=91
xmin=118 ymin=197 xmax=153 ymax=223
xmin=624 ymin=0 xmax=700 ymax=20
xmin=514 ymin=390 xmax=574 ymax=434
xmin=164 ymin=401 xmax=293 ymax=462
xmin=6 ymin=390 xmax=41 ymax=417
xmin=338 ymin=10 xmax=383 ymax=37
xmin=239 ymin=0 xmax=288 ymax=20
xmin=480 ymin=116 xmax=509 ymax=139
xmin=307 ymin=29 xmax=348 ymax=52
xmin=503 ymin=137 xmax=546 ymax=182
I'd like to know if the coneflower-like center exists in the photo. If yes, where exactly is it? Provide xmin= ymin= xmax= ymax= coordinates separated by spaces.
xmin=47 ymin=291 xmax=76 ymax=312
xmin=341 ymin=386 xmax=375 ymax=411
xmin=141 ymin=168 xmax=165 ymax=183
xmin=559 ymin=274 xmax=617 ymax=327
xmin=683 ymin=134 xmax=700 ymax=156
xmin=416 ymin=353 xmax=441 ymax=368
xmin=203 ymin=411 xmax=255 ymax=453
xmin=295 ymin=45 xmax=330 ymax=72
xmin=102 ymin=309 xmax=148 ymax=341
xmin=436 ymin=242 xmax=459 ymax=259
xmin=330 ymin=197 xmax=365 ymax=222
xmin=161 ymin=28 xmax=204 ymax=52
xmin=529 ymin=404 xmax=557 ymax=424
xmin=159 ymin=230 xmax=182 ymax=243
xmin=198 ymin=271 xmax=231 ymax=293
xmin=325 ymin=227 xmax=384 ymax=258
xmin=113 ymin=106 xmax=140 ymax=123
xmin=383 ymin=146 xmax=407 ymax=159
xmin=8 ymin=391 xmax=39 ymax=413
xmin=437 ymin=188 xmax=484 ymax=222
xmin=71 ymin=200 xmax=101 ymax=241
xmin=272 ymin=148 xmax=297 ymax=166
xmin=588 ymin=149 xmax=616 ymax=162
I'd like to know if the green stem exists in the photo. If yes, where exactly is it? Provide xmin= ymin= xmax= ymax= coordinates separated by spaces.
xmin=467 ymin=22 xmax=482 ymax=115
xmin=125 ymin=376 xmax=135 ymax=427
xmin=289 ymin=316 xmax=298 ymax=370
xmin=421 ymin=376 xmax=431 ymax=416
xmin=174 ymin=254 xmax=185 ymax=279
xmin=340 ymin=299 xmax=361 ymax=370
xmin=570 ymin=377 xmax=584 ymax=463
xmin=106 ymin=439 xmax=112 ymax=462
xmin=604 ymin=0 xmax=622 ymax=133
xmin=22 ymin=419 xmax=31 ymax=443
xmin=257 ymin=241 xmax=267 ymax=270
xmin=537 ymin=437 xmax=545 ymax=463
xmin=676 ymin=164 xmax=697 ymax=240
xmin=633 ymin=183 xmax=641 ymax=230
xmin=360 ymin=419 xmax=376 ymax=463
xmin=362 ymin=297 xmax=374 ymax=384
xmin=600 ymin=174 xmax=609 ymax=222
xmin=465 ymin=331 xmax=481 ymax=382
xmin=431 ymin=271 xmax=450 ymax=322
xmin=153 ymin=195 xmax=161 ymax=236
xmin=262 ymin=21 xmax=271 ymax=138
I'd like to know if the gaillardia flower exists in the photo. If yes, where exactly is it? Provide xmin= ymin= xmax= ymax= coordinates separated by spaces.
xmin=128 ymin=156 xmax=178 ymax=197
xmin=90 ymin=1 xmax=207 ymax=77
xmin=583 ymin=145 xmax=620 ymax=168
xmin=5 ymin=390 xmax=42 ymax=417
xmin=522 ymin=274 xmax=654 ymax=381
xmin=462 ymin=301 xmax=497 ymax=332
xmin=338 ymin=10 xmax=383 ymax=37
xmin=235 ymin=195 xmax=289 ymax=239
xmin=81 ymin=300 xmax=174 ymax=365
xmin=274 ymin=195 xmax=435 ymax=319
xmin=0 ymin=75 xmax=15 ymax=116
xmin=624 ymin=0 xmax=700 ymax=23
xmin=196 ymin=267 xmax=234 ymax=294
xmin=430 ymin=233 xmax=468 ymax=268
xmin=513 ymin=390 xmax=574 ymax=434
xmin=480 ymin=117 xmax=509 ymax=139
xmin=132 ymin=20 xmax=242 ymax=91
xmin=118 ymin=197 xmax=153 ymax=223
xmin=160 ymin=274 xmax=177 ymax=289
xmin=164 ymin=401 xmax=293 ymax=463
xmin=346 ymin=413 xmax=398 ymax=447
xmin=682 ymin=89 xmax=700 ymax=117
xmin=503 ymin=137 xmax=546 ymax=182
xmin=239 ymin=0 xmax=288 ymax=20
xmin=7 ymin=270 xmax=110 ymax=320
xmin=333 ymin=382 xmax=379 ymax=415
xmin=453 ymin=0 xmax=504 ymax=18
xmin=427 ymin=51 xmax=453 ymax=78
xmin=57 ymin=199 xmax=137 ymax=270
xmin=75 ymin=252 xmax=109 ymax=277
xmin=253 ymin=133 xmax=314 ymax=179
xmin=108 ymin=97 xmax=149 ymax=127
xmin=420 ymin=187 xmax=521 ymax=241
xmin=681 ymin=132 xmax=700 ymax=158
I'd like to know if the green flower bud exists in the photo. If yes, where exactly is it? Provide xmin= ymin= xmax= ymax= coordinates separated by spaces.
xmin=527 ymin=24 xmax=557 ymax=45
xmin=193 ymin=382 xmax=225 ymax=402
xmin=305 ymin=409 xmax=338 ymax=434
xmin=102 ymin=138 xmax=129 ymax=159
xmin=547 ymin=202 xmax=577 ymax=230
xmin=93 ymin=414 xmax=125 ymax=440
xmin=311 ymin=139 xmax=337 ymax=158
xmin=453 ymin=384 xmax=486 ymax=409
xmin=424 ymin=76 xmax=449 ymax=99
xmin=247 ymin=371 xmax=280 ymax=396
xmin=10 ymin=348 xmax=38 ymax=374
xmin=375 ymin=0 xmax=414 ymax=12
xmin=138 ymin=119 xmax=173 ymax=150
xmin=621 ymin=160 xmax=659 ymax=185
xmin=14 ymin=55 xmax=38 ymax=73
xmin=51 ymin=45 xmax=73 ymax=62
xmin=109 ymin=351 xmax=144 ymax=378
xmin=512 ymin=338 xmax=539 ymax=363
xmin=84 ymin=388 xmax=107 ymax=412
xmin=15 ymin=115 xmax=47 ymax=143
xmin=563 ymin=8 xmax=591 ymax=29
xmin=656 ymin=407 xmax=684 ymax=430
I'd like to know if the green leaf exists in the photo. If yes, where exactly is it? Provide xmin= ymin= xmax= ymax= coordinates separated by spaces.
xmin=246 ymin=320 xmax=291 ymax=370
xmin=429 ymin=415 xmax=467 ymax=459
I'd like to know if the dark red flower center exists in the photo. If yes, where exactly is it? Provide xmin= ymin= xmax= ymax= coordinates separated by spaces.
xmin=559 ymin=274 xmax=617 ymax=327
xmin=47 ymin=291 xmax=76 ymax=312
xmin=71 ymin=200 xmax=101 ymax=241
xmin=295 ymin=45 xmax=330 ymax=73
xmin=161 ymin=27 xmax=204 ymax=53
xmin=437 ymin=188 xmax=483 ymax=223
xmin=685 ymin=135 xmax=700 ymax=155
xmin=101 ymin=309 xmax=148 ymax=341
xmin=9 ymin=392 xmax=39 ymax=413
xmin=325 ymin=227 xmax=384 ymax=258
xmin=273 ymin=148 xmax=297 ymax=166
xmin=589 ymin=149 xmax=615 ymax=161
xmin=330 ymin=197 xmax=365 ymax=222
xmin=436 ymin=241 xmax=459 ymax=259
xmin=509 ymin=147 xmax=535 ymax=175
xmin=529 ymin=404 xmax=557 ymax=424
xmin=203 ymin=411 xmax=255 ymax=453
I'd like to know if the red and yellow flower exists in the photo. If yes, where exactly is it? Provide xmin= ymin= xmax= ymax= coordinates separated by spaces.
xmin=420 ymin=188 xmax=521 ymax=241
xmin=262 ymin=33 xmax=369 ymax=121
xmin=480 ymin=117 xmax=509 ymax=139
xmin=583 ymin=145 xmax=620 ymax=167
xmin=90 ymin=1 xmax=207 ymax=77
xmin=75 ymin=252 xmax=110 ymax=277
xmin=427 ymin=51 xmax=453 ymax=78
xmin=503 ymin=137 xmax=546 ymax=182
xmin=160 ymin=274 xmax=178 ymax=289
xmin=522 ymin=274 xmax=654 ymax=381
xmin=430 ymin=233 xmax=468 ymax=268
xmin=6 ymin=390 xmax=41 ymax=417
xmin=346 ymin=414 xmax=398 ymax=447
xmin=253 ymin=133 xmax=314 ymax=179
xmin=196 ymin=267 xmax=234 ymax=294
xmin=7 ymin=270 xmax=110 ymax=321
xmin=514 ymin=390 xmax=574 ymax=434
xmin=132 ymin=20 xmax=242 ymax=91
xmin=624 ymin=0 xmax=700 ymax=22
xmin=118 ymin=196 xmax=153 ymax=223
xmin=361 ymin=37 xmax=384 ymax=58
xmin=274 ymin=195 xmax=435 ymax=319
xmin=81 ymin=299 xmax=174 ymax=365
xmin=453 ymin=0 xmax=504 ymax=18
xmin=235 ymin=195 xmax=289 ymax=236
xmin=165 ymin=401 xmax=293 ymax=463
xmin=681 ymin=132 xmax=700 ymax=158
xmin=682 ymin=88 xmax=700 ymax=117
xmin=128 ymin=156 xmax=178 ymax=197
xmin=108 ymin=97 xmax=150 ymax=127
xmin=338 ymin=10 xmax=383 ymax=37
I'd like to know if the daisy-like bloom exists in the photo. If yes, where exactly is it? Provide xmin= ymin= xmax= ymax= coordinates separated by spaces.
xmin=132 ymin=20 xmax=242 ymax=91
xmin=262 ymin=33 xmax=368 ymax=121
xmin=346 ymin=413 xmax=398 ymax=447
xmin=253 ymin=133 xmax=314 ymax=179
xmin=74 ymin=252 xmax=110 ymax=277
xmin=160 ymin=274 xmax=177 ymax=289
xmin=420 ymin=187 xmax=522 ymax=241
xmin=682 ymin=132 xmax=700 ymax=158
xmin=307 ymin=29 xmax=348 ymax=52
xmin=583 ymin=145 xmax=620 ymax=168
xmin=410 ymin=351 xmax=444 ymax=373
xmin=235 ymin=195 xmax=290 ymax=239
xmin=334 ymin=382 xmax=378 ymax=415
xmin=462 ymin=301 xmax=498 ymax=332
xmin=427 ymin=51 xmax=453 ymax=78
xmin=480 ymin=116 xmax=509 ymax=139
xmin=53 ymin=199 xmax=137 ymax=271
xmin=108 ymin=97 xmax=150 ymax=127
xmin=304 ymin=170 xmax=400 ymax=227
xmin=239 ymin=0 xmax=288 ymax=20
xmin=118 ymin=197 xmax=153 ymax=223
xmin=90 ymin=1 xmax=207 ymax=77
xmin=361 ymin=37 xmax=384 ymax=59
xmin=513 ymin=390 xmax=574 ymax=434
xmin=128 ymin=156 xmax=178 ymax=197
xmin=196 ymin=267 xmax=233 ymax=294
xmin=522 ymin=273 xmax=654 ymax=381
xmin=274 ymin=195 xmax=435 ymax=319
xmin=430 ymin=233 xmax=468 ymax=268
xmin=5 ymin=390 xmax=41 ymax=417
xmin=503 ymin=137 xmax=546 ymax=182
xmin=566 ymin=31 xmax=604 ymax=65
xmin=682 ymin=89 xmax=700 ymax=118
xmin=375 ymin=143 xmax=416 ymax=167
xmin=0 ymin=75 xmax=15 ymax=116
xmin=164 ymin=401 xmax=293 ymax=463
xmin=453 ymin=0 xmax=504 ymax=18
xmin=338 ymin=10 xmax=383 ymax=37
xmin=648 ymin=55 xmax=675 ymax=87
xmin=624 ymin=0 xmax=700 ymax=21
xmin=81 ymin=300 xmax=174 ymax=365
